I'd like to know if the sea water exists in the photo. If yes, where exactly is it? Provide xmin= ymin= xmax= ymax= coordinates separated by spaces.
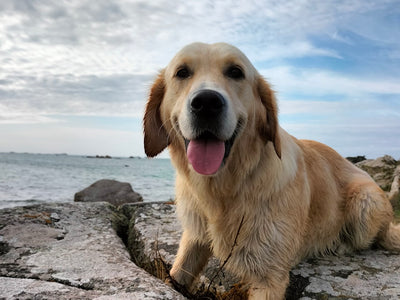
xmin=0 ymin=152 xmax=175 ymax=209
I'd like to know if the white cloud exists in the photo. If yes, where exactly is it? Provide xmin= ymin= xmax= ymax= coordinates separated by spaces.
xmin=0 ymin=73 xmax=153 ymax=120
xmin=4 ymin=0 xmax=391 ymax=79
xmin=0 ymin=0 xmax=399 ymax=156
xmin=0 ymin=113 xmax=60 ymax=125
xmin=261 ymin=66 xmax=400 ymax=97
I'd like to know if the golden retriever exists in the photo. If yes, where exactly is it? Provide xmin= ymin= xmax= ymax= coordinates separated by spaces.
xmin=143 ymin=42 xmax=400 ymax=299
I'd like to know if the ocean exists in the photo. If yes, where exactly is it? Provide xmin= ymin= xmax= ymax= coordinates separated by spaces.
xmin=0 ymin=152 xmax=176 ymax=209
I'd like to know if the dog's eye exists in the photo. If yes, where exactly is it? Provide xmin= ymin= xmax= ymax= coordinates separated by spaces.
xmin=225 ymin=65 xmax=245 ymax=80
xmin=175 ymin=66 xmax=191 ymax=79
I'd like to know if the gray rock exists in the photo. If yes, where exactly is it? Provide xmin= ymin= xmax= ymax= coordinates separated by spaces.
xmin=74 ymin=179 xmax=143 ymax=206
xmin=356 ymin=155 xmax=399 ymax=192
xmin=0 ymin=202 xmax=185 ymax=300
xmin=128 ymin=202 xmax=400 ymax=299
xmin=389 ymin=165 xmax=400 ymax=205
xmin=355 ymin=155 xmax=400 ymax=208
xmin=2 ymin=199 xmax=398 ymax=300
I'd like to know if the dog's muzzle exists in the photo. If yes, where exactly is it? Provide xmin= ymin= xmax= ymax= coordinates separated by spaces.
xmin=184 ymin=89 xmax=239 ymax=176
xmin=188 ymin=89 xmax=226 ymax=135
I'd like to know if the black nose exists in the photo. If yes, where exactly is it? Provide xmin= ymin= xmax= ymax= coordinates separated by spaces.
xmin=190 ymin=90 xmax=226 ymax=117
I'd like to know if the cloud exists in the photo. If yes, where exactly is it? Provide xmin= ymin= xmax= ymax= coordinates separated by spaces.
xmin=0 ymin=0 xmax=399 ymax=156
xmin=261 ymin=65 xmax=400 ymax=99
xmin=2 ymin=0 xmax=398 ymax=77
xmin=0 ymin=110 xmax=61 ymax=125
xmin=0 ymin=73 xmax=154 ymax=121
xmin=5 ymin=0 xmax=394 ymax=79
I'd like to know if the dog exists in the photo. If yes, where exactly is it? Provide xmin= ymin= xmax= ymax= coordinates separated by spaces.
xmin=143 ymin=42 xmax=400 ymax=299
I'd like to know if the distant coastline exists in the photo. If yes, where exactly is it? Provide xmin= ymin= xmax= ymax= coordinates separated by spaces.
xmin=0 ymin=151 xmax=167 ymax=160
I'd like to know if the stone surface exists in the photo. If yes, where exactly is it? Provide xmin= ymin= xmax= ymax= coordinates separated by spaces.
xmin=356 ymin=155 xmax=399 ymax=192
xmin=346 ymin=155 xmax=366 ymax=164
xmin=74 ymin=179 xmax=143 ymax=206
xmin=2 ymin=184 xmax=399 ymax=299
xmin=389 ymin=165 xmax=400 ymax=204
xmin=129 ymin=202 xmax=400 ymax=299
xmin=355 ymin=155 xmax=400 ymax=208
xmin=294 ymin=251 xmax=400 ymax=299
xmin=0 ymin=202 xmax=185 ymax=300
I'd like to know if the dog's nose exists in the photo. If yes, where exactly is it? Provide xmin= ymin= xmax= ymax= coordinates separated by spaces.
xmin=190 ymin=90 xmax=226 ymax=117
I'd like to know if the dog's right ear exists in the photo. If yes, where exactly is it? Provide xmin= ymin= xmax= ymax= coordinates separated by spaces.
xmin=143 ymin=71 xmax=169 ymax=157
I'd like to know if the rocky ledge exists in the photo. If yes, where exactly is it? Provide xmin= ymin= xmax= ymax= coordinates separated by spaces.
xmin=2 ymin=201 xmax=399 ymax=300
xmin=0 ymin=202 xmax=184 ymax=300
xmin=127 ymin=202 xmax=400 ymax=300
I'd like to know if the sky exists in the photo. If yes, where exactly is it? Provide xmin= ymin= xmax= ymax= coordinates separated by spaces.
xmin=0 ymin=0 xmax=399 ymax=159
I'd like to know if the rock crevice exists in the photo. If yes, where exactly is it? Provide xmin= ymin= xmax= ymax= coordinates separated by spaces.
xmin=0 ymin=202 xmax=185 ymax=300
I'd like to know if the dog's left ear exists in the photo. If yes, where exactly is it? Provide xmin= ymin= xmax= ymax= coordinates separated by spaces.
xmin=257 ymin=76 xmax=282 ymax=159
xmin=143 ymin=71 xmax=170 ymax=157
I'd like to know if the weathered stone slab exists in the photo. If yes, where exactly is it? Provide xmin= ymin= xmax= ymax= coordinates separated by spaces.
xmin=2 ymin=198 xmax=399 ymax=299
xmin=129 ymin=202 xmax=400 ymax=299
xmin=294 ymin=250 xmax=400 ymax=299
xmin=0 ymin=202 xmax=185 ymax=300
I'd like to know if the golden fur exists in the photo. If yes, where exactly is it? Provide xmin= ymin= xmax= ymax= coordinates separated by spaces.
xmin=143 ymin=42 xmax=400 ymax=300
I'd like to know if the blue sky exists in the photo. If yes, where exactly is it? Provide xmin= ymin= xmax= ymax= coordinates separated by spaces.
xmin=0 ymin=0 xmax=399 ymax=158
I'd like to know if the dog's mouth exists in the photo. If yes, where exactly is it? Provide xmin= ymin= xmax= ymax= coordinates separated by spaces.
xmin=184 ymin=124 xmax=241 ymax=176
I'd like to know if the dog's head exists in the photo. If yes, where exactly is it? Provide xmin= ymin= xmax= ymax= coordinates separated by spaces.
xmin=143 ymin=42 xmax=281 ymax=175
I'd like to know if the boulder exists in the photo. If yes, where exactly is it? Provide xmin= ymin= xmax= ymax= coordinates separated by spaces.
xmin=356 ymin=155 xmax=398 ymax=192
xmin=389 ymin=165 xmax=400 ymax=208
xmin=0 ymin=202 xmax=185 ymax=300
xmin=356 ymin=155 xmax=400 ymax=208
xmin=346 ymin=155 xmax=366 ymax=164
xmin=127 ymin=202 xmax=400 ymax=299
xmin=74 ymin=179 xmax=142 ymax=206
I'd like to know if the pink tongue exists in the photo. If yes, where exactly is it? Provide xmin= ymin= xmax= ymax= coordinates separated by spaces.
xmin=187 ymin=139 xmax=225 ymax=175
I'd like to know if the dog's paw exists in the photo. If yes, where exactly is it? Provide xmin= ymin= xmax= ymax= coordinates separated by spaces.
xmin=335 ymin=243 xmax=354 ymax=255
xmin=165 ymin=276 xmax=193 ymax=297
xmin=164 ymin=277 xmax=174 ymax=288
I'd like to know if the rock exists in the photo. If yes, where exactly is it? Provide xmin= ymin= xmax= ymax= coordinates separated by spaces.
xmin=389 ymin=165 xmax=400 ymax=208
xmin=355 ymin=155 xmax=400 ymax=208
xmin=356 ymin=155 xmax=399 ymax=192
xmin=0 ymin=202 xmax=185 ymax=300
xmin=74 ymin=179 xmax=143 ymax=206
xmin=127 ymin=202 xmax=400 ymax=299
xmin=346 ymin=155 xmax=366 ymax=164
xmin=86 ymin=155 xmax=112 ymax=159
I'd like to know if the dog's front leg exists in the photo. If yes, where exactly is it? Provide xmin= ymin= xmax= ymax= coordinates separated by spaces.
xmin=248 ymin=274 xmax=289 ymax=300
xmin=170 ymin=230 xmax=212 ymax=290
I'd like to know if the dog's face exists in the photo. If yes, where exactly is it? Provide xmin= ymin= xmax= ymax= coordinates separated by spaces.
xmin=144 ymin=42 xmax=281 ymax=175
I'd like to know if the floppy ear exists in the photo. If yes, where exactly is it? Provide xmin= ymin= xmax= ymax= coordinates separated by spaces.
xmin=143 ymin=71 xmax=170 ymax=157
xmin=257 ymin=76 xmax=282 ymax=159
